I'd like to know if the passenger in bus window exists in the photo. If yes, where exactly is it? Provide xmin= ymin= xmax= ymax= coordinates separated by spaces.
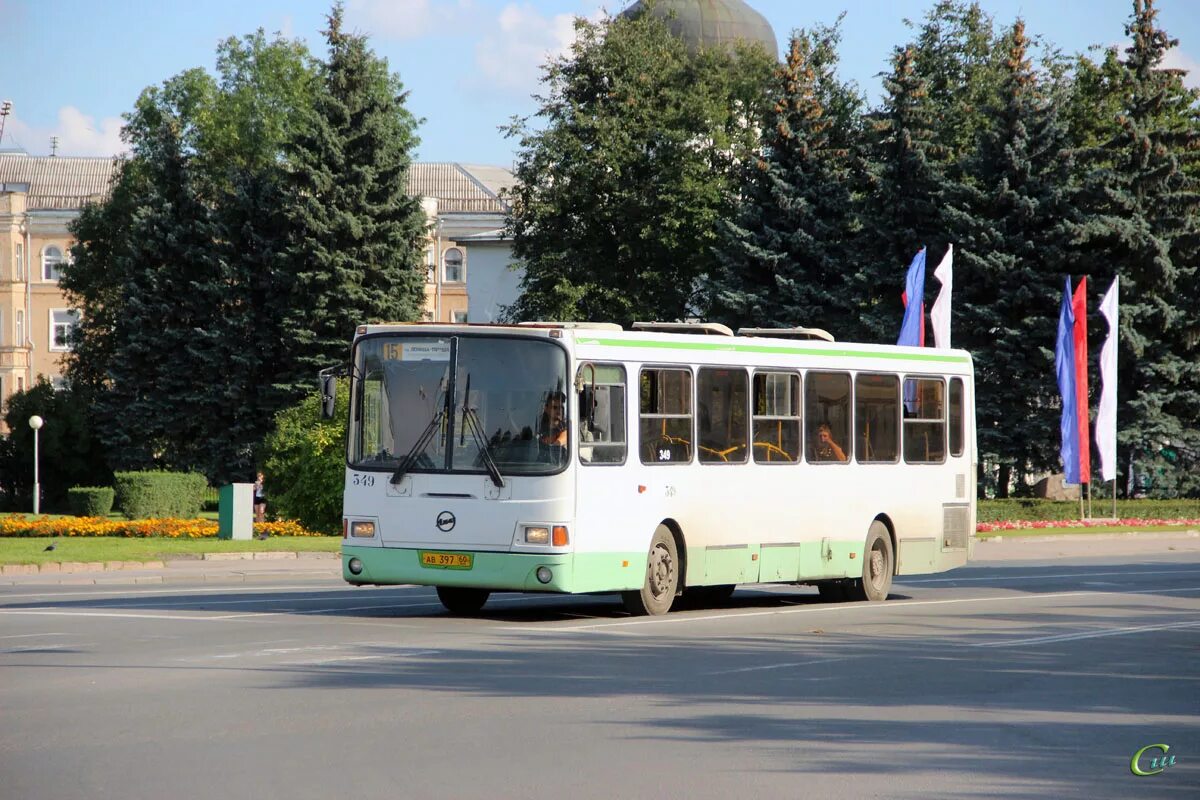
xmin=539 ymin=391 xmax=568 ymax=447
xmin=810 ymin=422 xmax=847 ymax=462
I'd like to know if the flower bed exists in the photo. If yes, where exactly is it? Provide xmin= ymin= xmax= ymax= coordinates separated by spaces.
xmin=977 ymin=517 xmax=1200 ymax=533
xmin=0 ymin=516 xmax=322 ymax=538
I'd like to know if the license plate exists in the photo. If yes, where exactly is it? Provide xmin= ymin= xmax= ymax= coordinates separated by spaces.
xmin=419 ymin=551 xmax=473 ymax=570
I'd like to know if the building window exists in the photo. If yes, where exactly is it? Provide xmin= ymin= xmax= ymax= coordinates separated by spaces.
xmin=426 ymin=247 xmax=436 ymax=283
xmin=14 ymin=243 xmax=24 ymax=281
xmin=43 ymin=246 xmax=64 ymax=282
xmin=443 ymin=247 xmax=464 ymax=283
xmin=452 ymin=310 xmax=468 ymax=324
xmin=50 ymin=309 xmax=79 ymax=351
xmin=51 ymin=376 xmax=68 ymax=392
xmin=15 ymin=310 xmax=24 ymax=346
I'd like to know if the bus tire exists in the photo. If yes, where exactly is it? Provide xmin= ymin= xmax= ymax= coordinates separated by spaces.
xmin=845 ymin=521 xmax=893 ymax=602
xmin=622 ymin=524 xmax=679 ymax=616
xmin=436 ymin=586 xmax=490 ymax=615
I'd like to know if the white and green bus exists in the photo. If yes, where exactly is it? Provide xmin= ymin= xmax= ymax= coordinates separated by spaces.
xmin=334 ymin=321 xmax=976 ymax=615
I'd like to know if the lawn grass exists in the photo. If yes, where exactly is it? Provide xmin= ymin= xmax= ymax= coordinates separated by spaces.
xmin=978 ymin=524 xmax=1200 ymax=538
xmin=0 ymin=536 xmax=340 ymax=565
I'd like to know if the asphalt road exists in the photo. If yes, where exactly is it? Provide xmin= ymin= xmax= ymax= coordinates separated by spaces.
xmin=1 ymin=543 xmax=1197 ymax=800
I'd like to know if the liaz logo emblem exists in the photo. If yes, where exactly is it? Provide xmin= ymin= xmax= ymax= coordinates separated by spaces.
xmin=436 ymin=511 xmax=456 ymax=532
xmin=1131 ymin=743 xmax=1177 ymax=776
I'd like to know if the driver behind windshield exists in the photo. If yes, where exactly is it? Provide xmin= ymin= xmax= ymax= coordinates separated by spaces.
xmin=539 ymin=391 xmax=568 ymax=447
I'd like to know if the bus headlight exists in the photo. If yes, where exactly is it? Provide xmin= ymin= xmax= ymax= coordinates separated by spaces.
xmin=536 ymin=566 xmax=553 ymax=584
xmin=350 ymin=521 xmax=376 ymax=538
xmin=524 ymin=526 xmax=550 ymax=544
xmin=347 ymin=557 xmax=364 ymax=575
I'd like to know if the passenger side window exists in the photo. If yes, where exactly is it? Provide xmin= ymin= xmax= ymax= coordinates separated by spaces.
xmin=949 ymin=377 xmax=964 ymax=457
xmin=640 ymin=368 xmax=692 ymax=464
xmin=805 ymin=372 xmax=851 ymax=463
xmin=577 ymin=363 xmax=627 ymax=465
xmin=903 ymin=377 xmax=946 ymax=463
xmin=753 ymin=371 xmax=800 ymax=463
xmin=698 ymin=368 xmax=748 ymax=464
xmin=855 ymin=373 xmax=899 ymax=463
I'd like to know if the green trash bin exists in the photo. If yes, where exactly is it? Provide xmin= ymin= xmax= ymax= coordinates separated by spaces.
xmin=217 ymin=483 xmax=254 ymax=540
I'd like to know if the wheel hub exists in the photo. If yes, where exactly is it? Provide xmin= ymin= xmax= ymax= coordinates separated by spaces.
xmin=648 ymin=544 xmax=673 ymax=597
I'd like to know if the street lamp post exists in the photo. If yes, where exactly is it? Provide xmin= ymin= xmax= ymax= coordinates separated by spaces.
xmin=29 ymin=415 xmax=43 ymax=515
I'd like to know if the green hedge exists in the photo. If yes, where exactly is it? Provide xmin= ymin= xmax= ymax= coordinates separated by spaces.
xmin=67 ymin=486 xmax=115 ymax=517
xmin=978 ymin=498 xmax=1200 ymax=523
xmin=113 ymin=471 xmax=208 ymax=519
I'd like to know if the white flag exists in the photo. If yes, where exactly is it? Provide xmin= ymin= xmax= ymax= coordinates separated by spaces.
xmin=1095 ymin=277 xmax=1119 ymax=482
xmin=930 ymin=244 xmax=953 ymax=348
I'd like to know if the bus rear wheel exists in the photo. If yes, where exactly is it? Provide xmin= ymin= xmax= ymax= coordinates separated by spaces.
xmin=622 ymin=525 xmax=679 ymax=616
xmin=436 ymin=586 xmax=490 ymax=615
xmin=844 ymin=521 xmax=893 ymax=602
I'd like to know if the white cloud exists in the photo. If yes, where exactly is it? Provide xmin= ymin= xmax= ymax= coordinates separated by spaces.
xmin=348 ymin=0 xmax=478 ymax=41
xmin=1161 ymin=47 xmax=1200 ymax=89
xmin=1 ymin=106 xmax=126 ymax=158
xmin=472 ymin=3 xmax=601 ymax=95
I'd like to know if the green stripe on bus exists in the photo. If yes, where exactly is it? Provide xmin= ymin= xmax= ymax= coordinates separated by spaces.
xmin=575 ymin=337 xmax=971 ymax=364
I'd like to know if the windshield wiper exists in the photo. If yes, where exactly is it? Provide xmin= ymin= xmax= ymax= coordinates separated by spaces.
xmin=459 ymin=374 xmax=505 ymax=488
xmin=391 ymin=408 xmax=445 ymax=485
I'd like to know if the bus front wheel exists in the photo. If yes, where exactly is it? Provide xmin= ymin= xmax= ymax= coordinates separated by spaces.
xmin=845 ymin=521 xmax=893 ymax=602
xmin=622 ymin=525 xmax=679 ymax=616
xmin=436 ymin=586 xmax=490 ymax=615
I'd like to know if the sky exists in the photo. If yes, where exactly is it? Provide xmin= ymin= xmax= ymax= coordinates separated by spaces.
xmin=1 ymin=0 xmax=1197 ymax=167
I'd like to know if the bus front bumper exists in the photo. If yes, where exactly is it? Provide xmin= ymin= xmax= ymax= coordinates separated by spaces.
xmin=342 ymin=546 xmax=643 ymax=593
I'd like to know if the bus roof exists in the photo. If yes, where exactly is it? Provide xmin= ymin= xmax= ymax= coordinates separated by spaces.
xmin=352 ymin=322 xmax=974 ymax=370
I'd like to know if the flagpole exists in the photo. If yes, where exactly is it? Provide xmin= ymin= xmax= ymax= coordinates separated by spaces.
xmin=1112 ymin=478 xmax=1117 ymax=521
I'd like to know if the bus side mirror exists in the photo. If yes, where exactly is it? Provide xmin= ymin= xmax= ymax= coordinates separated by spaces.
xmin=320 ymin=375 xmax=337 ymax=420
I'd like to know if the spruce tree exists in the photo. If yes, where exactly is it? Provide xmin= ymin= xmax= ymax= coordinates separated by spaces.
xmin=704 ymin=23 xmax=861 ymax=338
xmin=1072 ymin=0 xmax=1200 ymax=496
xmin=276 ymin=4 xmax=427 ymax=395
xmin=851 ymin=46 xmax=946 ymax=343
xmin=946 ymin=21 xmax=1079 ymax=495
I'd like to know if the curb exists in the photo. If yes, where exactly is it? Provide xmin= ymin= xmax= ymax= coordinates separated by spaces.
xmin=976 ymin=530 xmax=1200 ymax=543
xmin=1 ymin=550 xmax=340 ymax=576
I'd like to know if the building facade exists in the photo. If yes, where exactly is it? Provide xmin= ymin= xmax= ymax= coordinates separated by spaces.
xmin=0 ymin=152 xmax=522 ymax=424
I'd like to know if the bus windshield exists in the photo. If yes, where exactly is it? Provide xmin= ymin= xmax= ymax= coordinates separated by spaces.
xmin=351 ymin=335 xmax=570 ymax=476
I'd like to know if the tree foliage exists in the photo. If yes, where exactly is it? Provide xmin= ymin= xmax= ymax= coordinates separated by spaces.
xmin=61 ymin=6 xmax=425 ymax=487
xmin=1071 ymin=0 xmax=1200 ymax=496
xmin=504 ymin=9 xmax=775 ymax=325
xmin=261 ymin=382 xmax=349 ymax=535
xmin=0 ymin=378 xmax=111 ymax=512
xmin=274 ymin=5 xmax=427 ymax=396
xmin=704 ymin=21 xmax=862 ymax=337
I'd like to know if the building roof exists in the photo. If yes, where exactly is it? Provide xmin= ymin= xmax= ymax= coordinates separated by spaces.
xmin=0 ymin=152 xmax=513 ymax=214
xmin=0 ymin=153 xmax=118 ymax=210
xmin=621 ymin=0 xmax=777 ymax=56
xmin=407 ymin=163 xmax=513 ymax=213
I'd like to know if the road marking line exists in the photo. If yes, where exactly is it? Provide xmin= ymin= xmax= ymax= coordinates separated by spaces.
xmin=0 ymin=584 xmax=423 ymax=601
xmin=0 ymin=643 xmax=77 ymax=654
xmin=0 ymin=632 xmax=73 ymax=640
xmin=971 ymin=619 xmax=1200 ymax=648
xmin=0 ymin=609 xmax=272 ymax=621
xmin=500 ymin=585 xmax=1200 ymax=633
xmin=898 ymin=568 xmax=1200 ymax=585
xmin=705 ymin=656 xmax=856 ymax=676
